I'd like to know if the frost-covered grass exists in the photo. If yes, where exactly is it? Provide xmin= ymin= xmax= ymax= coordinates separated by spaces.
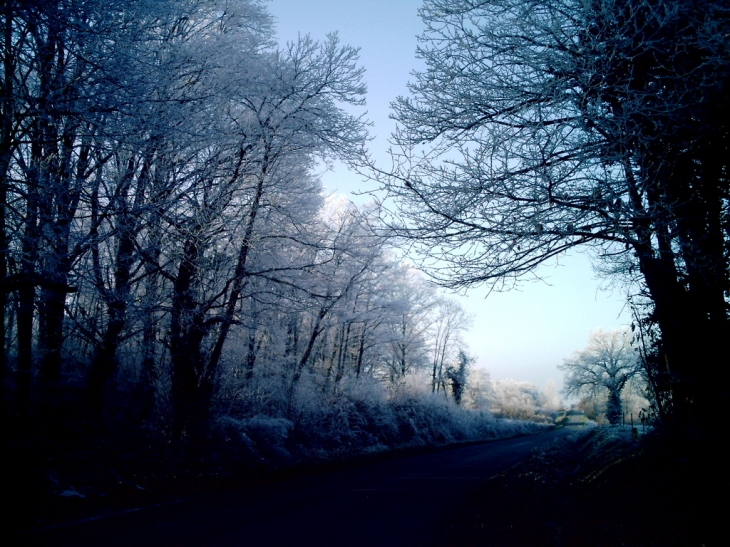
xmin=215 ymin=372 xmax=548 ymax=466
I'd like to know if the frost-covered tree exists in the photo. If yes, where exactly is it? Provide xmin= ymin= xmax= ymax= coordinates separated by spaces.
xmin=560 ymin=328 xmax=642 ymax=424
xmin=1 ymin=0 xmax=372 ymax=426
xmin=489 ymin=379 xmax=541 ymax=421
xmin=378 ymin=265 xmax=436 ymax=384
xmin=378 ymin=0 xmax=730 ymax=427
xmin=1 ymin=0 xmax=211 ymax=415
xmin=540 ymin=379 xmax=563 ymax=412
xmin=429 ymin=298 xmax=472 ymax=393
xmin=462 ymin=368 xmax=494 ymax=411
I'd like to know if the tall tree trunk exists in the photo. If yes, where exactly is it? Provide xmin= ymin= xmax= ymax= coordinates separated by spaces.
xmin=170 ymin=236 xmax=206 ymax=439
xmin=355 ymin=324 xmax=366 ymax=378
xmin=630 ymin=140 xmax=730 ymax=428
xmin=334 ymin=321 xmax=352 ymax=387
xmin=135 ymin=235 xmax=163 ymax=423
xmin=15 ymin=128 xmax=42 ymax=422
xmin=244 ymin=326 xmax=258 ymax=382
xmin=207 ymin=172 xmax=265 ymax=377
xmin=38 ymin=127 xmax=87 ymax=382
xmin=288 ymin=304 xmax=329 ymax=411
xmin=134 ymin=152 xmax=172 ymax=423
xmin=0 ymin=0 xmax=15 ymax=420
xmin=168 ymin=152 xmax=261 ymax=436
xmin=86 ymin=153 xmax=149 ymax=414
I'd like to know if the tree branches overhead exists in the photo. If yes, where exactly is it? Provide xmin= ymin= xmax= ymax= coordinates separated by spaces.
xmin=1 ymin=1 xmax=482 ymax=439
xmin=378 ymin=0 xmax=730 ymax=424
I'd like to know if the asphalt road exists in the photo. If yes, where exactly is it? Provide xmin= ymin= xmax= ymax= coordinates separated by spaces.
xmin=17 ymin=428 xmax=577 ymax=547
xmin=564 ymin=410 xmax=588 ymax=426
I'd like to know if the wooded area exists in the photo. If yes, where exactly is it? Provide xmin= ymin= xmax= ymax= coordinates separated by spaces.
xmin=4 ymin=0 xmax=727 ymax=541
xmin=380 ymin=0 xmax=730 ymax=433
xmin=0 ymin=0 xmax=504 ymax=454
xmin=5 ymin=7 xmax=553 ymax=530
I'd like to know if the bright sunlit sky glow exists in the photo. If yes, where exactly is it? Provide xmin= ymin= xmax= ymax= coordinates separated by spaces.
xmin=269 ymin=0 xmax=631 ymax=391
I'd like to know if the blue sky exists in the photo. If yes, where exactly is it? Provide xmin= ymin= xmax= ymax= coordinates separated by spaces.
xmin=268 ymin=0 xmax=631 ymax=390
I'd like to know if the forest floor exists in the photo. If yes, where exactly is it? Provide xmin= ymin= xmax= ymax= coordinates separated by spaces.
xmin=440 ymin=425 xmax=722 ymax=547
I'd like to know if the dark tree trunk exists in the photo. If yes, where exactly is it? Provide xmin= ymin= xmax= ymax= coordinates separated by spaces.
xmin=38 ymin=129 xmax=87 ymax=383
xmin=606 ymin=390 xmax=622 ymax=425
xmin=207 ymin=171 xmax=264 ymax=377
xmin=15 ymin=131 xmax=42 ymax=422
xmin=0 ymin=1 xmax=15 ymax=417
xmin=355 ymin=325 xmax=366 ymax=378
xmin=334 ymin=321 xmax=352 ymax=386
xmin=86 ymin=153 xmax=149 ymax=415
xmin=170 ymin=236 xmax=207 ymax=439
xmin=288 ymin=305 xmax=329 ymax=412
xmin=244 ymin=326 xmax=257 ymax=382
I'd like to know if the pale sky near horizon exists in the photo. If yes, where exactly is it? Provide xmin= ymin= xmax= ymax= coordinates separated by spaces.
xmin=268 ymin=0 xmax=632 ymax=391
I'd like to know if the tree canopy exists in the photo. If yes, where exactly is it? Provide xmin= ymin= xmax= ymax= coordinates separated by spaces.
xmin=379 ymin=0 xmax=730 ymax=427
xmin=0 ymin=0 xmax=474 ymax=440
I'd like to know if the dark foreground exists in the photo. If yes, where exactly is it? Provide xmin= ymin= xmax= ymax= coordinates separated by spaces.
xmin=12 ymin=429 xmax=572 ymax=547
xmin=446 ymin=426 xmax=721 ymax=547
xmin=11 ymin=425 xmax=720 ymax=546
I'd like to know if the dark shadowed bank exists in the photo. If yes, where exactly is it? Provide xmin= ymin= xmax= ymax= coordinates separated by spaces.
xmin=439 ymin=426 xmax=723 ymax=547
xmin=4 ymin=382 xmax=545 ymax=537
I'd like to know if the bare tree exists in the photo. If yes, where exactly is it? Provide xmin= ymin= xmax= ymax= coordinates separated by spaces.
xmin=489 ymin=379 xmax=540 ymax=421
xmin=163 ymin=33 xmax=369 ymax=438
xmin=1 ymin=0 xmax=171 ymax=416
xmin=429 ymin=298 xmax=471 ymax=393
xmin=378 ymin=266 xmax=436 ymax=384
xmin=377 ymin=0 xmax=730 ymax=425
xmin=559 ymin=328 xmax=642 ymax=424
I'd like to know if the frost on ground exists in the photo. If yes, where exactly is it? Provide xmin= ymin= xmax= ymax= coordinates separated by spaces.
xmin=215 ymin=372 xmax=547 ymax=466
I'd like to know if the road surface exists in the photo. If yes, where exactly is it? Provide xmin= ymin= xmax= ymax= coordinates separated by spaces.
xmin=16 ymin=428 xmax=579 ymax=547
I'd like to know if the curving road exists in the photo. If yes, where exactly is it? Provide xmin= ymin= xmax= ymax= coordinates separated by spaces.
xmin=17 ymin=428 xmax=578 ymax=547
